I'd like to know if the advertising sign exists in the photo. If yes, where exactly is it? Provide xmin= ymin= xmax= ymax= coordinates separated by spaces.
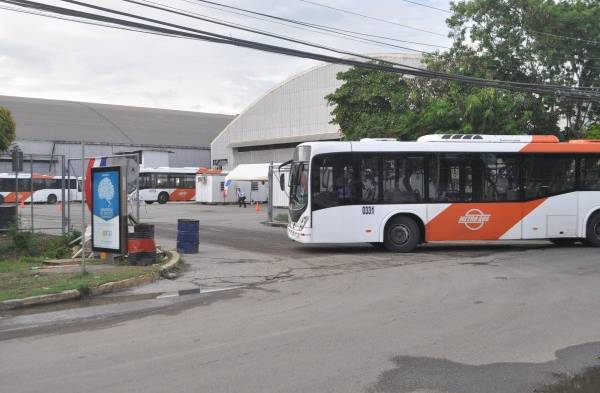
xmin=91 ymin=166 xmax=125 ymax=253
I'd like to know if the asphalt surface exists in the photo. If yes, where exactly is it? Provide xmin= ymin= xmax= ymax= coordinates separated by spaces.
xmin=2 ymin=203 xmax=600 ymax=393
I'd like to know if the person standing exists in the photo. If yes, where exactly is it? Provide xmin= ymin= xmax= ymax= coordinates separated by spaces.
xmin=236 ymin=187 xmax=247 ymax=208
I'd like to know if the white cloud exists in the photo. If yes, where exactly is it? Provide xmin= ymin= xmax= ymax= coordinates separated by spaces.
xmin=0 ymin=0 xmax=451 ymax=114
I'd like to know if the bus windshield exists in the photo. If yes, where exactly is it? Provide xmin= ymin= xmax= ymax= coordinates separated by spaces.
xmin=289 ymin=161 xmax=309 ymax=216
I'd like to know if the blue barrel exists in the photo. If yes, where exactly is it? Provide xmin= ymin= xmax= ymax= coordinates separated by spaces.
xmin=177 ymin=219 xmax=199 ymax=254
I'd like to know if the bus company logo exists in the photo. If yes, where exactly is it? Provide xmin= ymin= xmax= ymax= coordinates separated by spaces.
xmin=458 ymin=209 xmax=491 ymax=231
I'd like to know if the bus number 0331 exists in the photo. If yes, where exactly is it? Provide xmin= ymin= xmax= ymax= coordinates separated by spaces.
xmin=362 ymin=206 xmax=375 ymax=215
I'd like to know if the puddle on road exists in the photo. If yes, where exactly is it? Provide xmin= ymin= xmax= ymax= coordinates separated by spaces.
xmin=0 ymin=292 xmax=162 ymax=318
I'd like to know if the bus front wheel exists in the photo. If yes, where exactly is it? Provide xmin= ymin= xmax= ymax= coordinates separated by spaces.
xmin=383 ymin=216 xmax=420 ymax=253
xmin=47 ymin=194 xmax=57 ymax=204
xmin=157 ymin=192 xmax=169 ymax=204
xmin=585 ymin=213 xmax=600 ymax=247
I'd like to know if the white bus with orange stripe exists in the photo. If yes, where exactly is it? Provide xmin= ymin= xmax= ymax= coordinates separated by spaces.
xmin=0 ymin=173 xmax=82 ymax=205
xmin=286 ymin=134 xmax=600 ymax=252
xmin=137 ymin=167 xmax=198 ymax=204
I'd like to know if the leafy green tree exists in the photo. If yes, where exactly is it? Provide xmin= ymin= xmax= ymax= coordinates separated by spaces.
xmin=444 ymin=0 xmax=600 ymax=139
xmin=327 ymin=0 xmax=600 ymax=140
xmin=325 ymin=66 xmax=415 ymax=140
xmin=0 ymin=107 xmax=16 ymax=151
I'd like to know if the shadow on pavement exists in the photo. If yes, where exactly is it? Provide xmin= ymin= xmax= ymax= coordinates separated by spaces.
xmin=369 ymin=341 xmax=600 ymax=393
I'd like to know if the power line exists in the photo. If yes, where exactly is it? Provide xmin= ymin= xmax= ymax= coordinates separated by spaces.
xmin=399 ymin=0 xmax=451 ymax=13
xmin=130 ymin=0 xmax=437 ymax=54
xmin=3 ymin=0 xmax=599 ymax=101
xmin=0 ymin=3 xmax=193 ymax=39
xmin=298 ymin=0 xmax=447 ymax=37
xmin=182 ymin=0 xmax=449 ymax=49
xmin=173 ymin=1 xmax=600 ymax=80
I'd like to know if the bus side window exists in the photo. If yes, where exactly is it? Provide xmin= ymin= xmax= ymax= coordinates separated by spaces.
xmin=359 ymin=157 xmax=379 ymax=203
xmin=430 ymin=154 xmax=462 ymax=202
xmin=382 ymin=156 xmax=424 ymax=203
xmin=311 ymin=155 xmax=354 ymax=210
xmin=0 ymin=178 xmax=15 ymax=192
xmin=184 ymin=175 xmax=195 ymax=189
xmin=524 ymin=155 xmax=576 ymax=199
xmin=156 ymin=173 xmax=168 ymax=188
xmin=580 ymin=155 xmax=600 ymax=190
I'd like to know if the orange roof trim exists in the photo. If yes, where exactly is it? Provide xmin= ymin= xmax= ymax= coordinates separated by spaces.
xmin=531 ymin=135 xmax=559 ymax=143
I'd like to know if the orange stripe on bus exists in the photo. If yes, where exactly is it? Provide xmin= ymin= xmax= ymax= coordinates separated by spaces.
xmin=425 ymin=199 xmax=546 ymax=241
xmin=169 ymin=189 xmax=195 ymax=201
xmin=4 ymin=192 xmax=32 ymax=203
xmin=520 ymin=143 xmax=600 ymax=153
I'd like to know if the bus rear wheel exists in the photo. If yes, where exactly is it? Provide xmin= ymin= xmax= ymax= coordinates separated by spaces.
xmin=157 ymin=192 xmax=169 ymax=205
xmin=383 ymin=216 xmax=420 ymax=253
xmin=586 ymin=213 xmax=600 ymax=247
xmin=47 ymin=194 xmax=57 ymax=204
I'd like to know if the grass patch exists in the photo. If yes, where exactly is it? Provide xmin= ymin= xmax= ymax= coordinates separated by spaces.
xmin=274 ymin=213 xmax=289 ymax=223
xmin=0 ymin=259 xmax=157 ymax=302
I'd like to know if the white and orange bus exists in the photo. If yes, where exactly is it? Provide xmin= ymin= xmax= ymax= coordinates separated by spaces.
xmin=137 ymin=167 xmax=197 ymax=204
xmin=0 ymin=173 xmax=82 ymax=205
xmin=285 ymin=134 xmax=600 ymax=252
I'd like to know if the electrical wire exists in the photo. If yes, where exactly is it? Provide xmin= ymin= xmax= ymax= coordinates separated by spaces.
xmin=126 ymin=0 xmax=435 ymax=54
xmin=3 ymin=0 xmax=599 ymax=101
xmin=181 ymin=0 xmax=449 ymax=49
xmin=297 ymin=0 xmax=447 ymax=37
xmin=0 ymin=3 xmax=193 ymax=39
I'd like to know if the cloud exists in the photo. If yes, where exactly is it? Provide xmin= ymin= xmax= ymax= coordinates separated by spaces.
xmin=0 ymin=0 xmax=451 ymax=114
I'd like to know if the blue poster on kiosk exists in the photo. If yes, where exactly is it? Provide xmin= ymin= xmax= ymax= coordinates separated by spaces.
xmin=91 ymin=166 xmax=124 ymax=252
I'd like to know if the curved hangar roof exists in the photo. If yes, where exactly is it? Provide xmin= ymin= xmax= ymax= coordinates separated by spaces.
xmin=211 ymin=53 xmax=423 ymax=162
xmin=0 ymin=95 xmax=234 ymax=149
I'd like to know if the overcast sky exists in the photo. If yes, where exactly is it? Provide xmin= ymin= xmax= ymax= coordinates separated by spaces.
xmin=0 ymin=0 xmax=452 ymax=115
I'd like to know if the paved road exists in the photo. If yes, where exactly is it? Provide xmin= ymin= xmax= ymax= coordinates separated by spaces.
xmin=3 ymin=203 xmax=600 ymax=392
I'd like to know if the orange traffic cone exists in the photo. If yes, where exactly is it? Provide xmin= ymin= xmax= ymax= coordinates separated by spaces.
xmin=255 ymin=202 xmax=262 ymax=212
xmin=59 ymin=202 xmax=64 ymax=212
xmin=18 ymin=196 xmax=25 ymax=209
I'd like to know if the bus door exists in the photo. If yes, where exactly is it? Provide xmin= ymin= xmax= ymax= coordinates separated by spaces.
xmin=311 ymin=155 xmax=360 ymax=242
xmin=521 ymin=155 xmax=578 ymax=239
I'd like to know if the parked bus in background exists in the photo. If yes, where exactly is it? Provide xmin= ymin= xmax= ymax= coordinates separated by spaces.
xmin=285 ymin=134 xmax=600 ymax=252
xmin=137 ymin=167 xmax=197 ymax=204
xmin=0 ymin=173 xmax=82 ymax=205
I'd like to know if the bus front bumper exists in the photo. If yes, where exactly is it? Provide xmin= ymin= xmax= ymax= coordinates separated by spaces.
xmin=287 ymin=225 xmax=312 ymax=243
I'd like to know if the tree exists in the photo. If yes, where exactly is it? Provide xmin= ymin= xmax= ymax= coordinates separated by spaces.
xmin=444 ymin=0 xmax=600 ymax=139
xmin=0 ymin=107 xmax=16 ymax=151
xmin=327 ymin=0 xmax=600 ymax=140
xmin=325 ymin=66 xmax=415 ymax=140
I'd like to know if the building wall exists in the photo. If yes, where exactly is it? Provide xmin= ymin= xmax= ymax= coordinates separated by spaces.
xmin=211 ymin=53 xmax=423 ymax=170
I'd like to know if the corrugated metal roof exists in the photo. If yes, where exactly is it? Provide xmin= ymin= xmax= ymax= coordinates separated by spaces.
xmin=0 ymin=95 xmax=235 ymax=148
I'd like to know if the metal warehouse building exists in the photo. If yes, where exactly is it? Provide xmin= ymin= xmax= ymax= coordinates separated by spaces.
xmin=210 ymin=53 xmax=422 ymax=170
xmin=0 ymin=95 xmax=234 ymax=174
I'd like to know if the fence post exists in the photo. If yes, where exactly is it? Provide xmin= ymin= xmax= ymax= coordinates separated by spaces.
xmin=268 ymin=161 xmax=273 ymax=223
xmin=81 ymin=142 xmax=86 ymax=274
xmin=61 ymin=155 xmax=66 ymax=235
xmin=30 ymin=155 xmax=34 ymax=232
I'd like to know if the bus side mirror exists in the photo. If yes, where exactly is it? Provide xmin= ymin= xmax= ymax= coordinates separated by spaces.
xmin=279 ymin=174 xmax=285 ymax=191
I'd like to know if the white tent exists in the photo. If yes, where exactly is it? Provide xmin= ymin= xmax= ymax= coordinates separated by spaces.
xmin=224 ymin=163 xmax=277 ymax=182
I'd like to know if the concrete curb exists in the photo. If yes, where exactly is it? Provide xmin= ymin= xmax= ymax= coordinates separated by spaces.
xmin=0 ymin=250 xmax=181 ymax=311
xmin=0 ymin=290 xmax=81 ymax=311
